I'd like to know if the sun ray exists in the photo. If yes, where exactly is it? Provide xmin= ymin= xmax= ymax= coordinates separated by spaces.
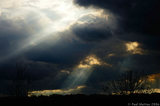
xmin=0 ymin=0 xmax=107 ymax=63
xmin=62 ymin=55 xmax=102 ymax=89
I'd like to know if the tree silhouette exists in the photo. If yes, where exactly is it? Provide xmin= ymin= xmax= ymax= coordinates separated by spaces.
xmin=104 ymin=70 xmax=150 ymax=95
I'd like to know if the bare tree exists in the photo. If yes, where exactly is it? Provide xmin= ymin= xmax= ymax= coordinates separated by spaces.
xmin=104 ymin=70 xmax=151 ymax=95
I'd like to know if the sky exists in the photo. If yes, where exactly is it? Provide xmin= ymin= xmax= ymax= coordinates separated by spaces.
xmin=0 ymin=0 xmax=160 ymax=96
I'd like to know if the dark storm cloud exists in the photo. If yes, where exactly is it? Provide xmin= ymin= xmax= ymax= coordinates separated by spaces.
xmin=0 ymin=57 xmax=71 ymax=91
xmin=72 ymin=25 xmax=111 ymax=42
xmin=71 ymin=15 xmax=112 ymax=42
xmin=25 ymin=36 xmax=93 ymax=66
xmin=74 ymin=0 xmax=160 ymax=35
xmin=74 ymin=0 xmax=160 ymax=51
xmin=91 ymin=38 xmax=160 ymax=73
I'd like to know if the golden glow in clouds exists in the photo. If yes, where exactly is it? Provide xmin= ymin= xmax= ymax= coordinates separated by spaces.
xmin=147 ymin=73 xmax=160 ymax=82
xmin=125 ymin=42 xmax=144 ymax=55
xmin=78 ymin=55 xmax=101 ymax=68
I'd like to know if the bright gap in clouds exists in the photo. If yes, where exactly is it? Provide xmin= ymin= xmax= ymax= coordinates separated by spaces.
xmin=0 ymin=0 xmax=106 ymax=62
xmin=125 ymin=41 xmax=144 ymax=55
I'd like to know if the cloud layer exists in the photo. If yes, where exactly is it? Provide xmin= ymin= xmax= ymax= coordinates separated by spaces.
xmin=0 ymin=0 xmax=160 ymax=95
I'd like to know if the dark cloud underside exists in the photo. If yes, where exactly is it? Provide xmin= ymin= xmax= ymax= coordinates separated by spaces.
xmin=74 ymin=0 xmax=160 ymax=50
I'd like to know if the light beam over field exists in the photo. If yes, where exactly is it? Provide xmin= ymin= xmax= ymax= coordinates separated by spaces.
xmin=62 ymin=55 xmax=101 ymax=89
xmin=29 ymin=55 xmax=102 ymax=96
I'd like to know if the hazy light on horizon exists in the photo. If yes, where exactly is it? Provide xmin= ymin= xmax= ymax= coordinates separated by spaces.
xmin=28 ymin=85 xmax=86 ymax=97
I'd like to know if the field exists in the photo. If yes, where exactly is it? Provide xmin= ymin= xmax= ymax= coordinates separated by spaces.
xmin=0 ymin=94 xmax=160 ymax=106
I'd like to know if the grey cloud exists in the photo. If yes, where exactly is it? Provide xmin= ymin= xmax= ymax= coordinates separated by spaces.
xmin=0 ymin=18 xmax=30 ymax=57
xmin=74 ymin=0 xmax=160 ymax=35
xmin=71 ymin=15 xmax=112 ymax=42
